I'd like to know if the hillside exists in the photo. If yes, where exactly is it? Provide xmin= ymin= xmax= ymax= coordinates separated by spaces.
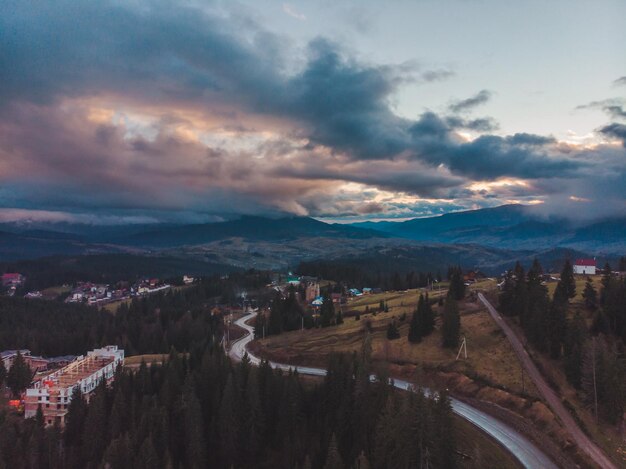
xmin=353 ymin=205 xmax=626 ymax=254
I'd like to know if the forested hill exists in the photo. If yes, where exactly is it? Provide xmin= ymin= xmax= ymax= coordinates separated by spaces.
xmin=0 ymin=343 xmax=459 ymax=469
xmin=115 ymin=215 xmax=387 ymax=247
xmin=0 ymin=271 xmax=270 ymax=356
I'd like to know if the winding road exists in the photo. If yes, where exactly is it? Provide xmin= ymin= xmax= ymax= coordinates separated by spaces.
xmin=228 ymin=309 xmax=559 ymax=469
xmin=478 ymin=293 xmax=617 ymax=469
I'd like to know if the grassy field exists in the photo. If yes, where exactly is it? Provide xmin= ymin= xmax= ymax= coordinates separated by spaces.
xmin=123 ymin=353 xmax=170 ymax=368
xmin=257 ymin=281 xmax=538 ymax=397
xmin=545 ymin=274 xmax=604 ymax=302
xmin=41 ymin=285 xmax=71 ymax=298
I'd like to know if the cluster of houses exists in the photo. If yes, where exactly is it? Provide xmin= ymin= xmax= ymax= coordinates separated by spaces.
xmin=65 ymin=278 xmax=172 ymax=306
xmin=1 ymin=272 xmax=26 ymax=296
xmin=347 ymin=287 xmax=382 ymax=297
xmin=274 ymin=273 xmax=385 ymax=309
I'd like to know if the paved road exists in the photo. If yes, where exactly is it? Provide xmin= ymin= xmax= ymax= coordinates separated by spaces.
xmin=478 ymin=293 xmax=617 ymax=469
xmin=229 ymin=310 xmax=558 ymax=469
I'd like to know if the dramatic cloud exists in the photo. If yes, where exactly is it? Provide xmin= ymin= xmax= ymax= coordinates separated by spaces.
xmin=0 ymin=0 xmax=624 ymax=223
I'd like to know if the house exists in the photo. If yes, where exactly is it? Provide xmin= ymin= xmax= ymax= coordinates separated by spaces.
xmin=305 ymin=282 xmax=320 ymax=303
xmin=286 ymin=274 xmax=301 ymax=286
xmin=1 ymin=350 xmax=48 ymax=373
xmin=25 ymin=291 xmax=43 ymax=299
xmin=1 ymin=273 xmax=25 ymax=287
xmin=183 ymin=275 xmax=195 ymax=285
xmin=574 ymin=259 xmax=596 ymax=275
xmin=348 ymin=288 xmax=362 ymax=297
xmin=362 ymin=288 xmax=372 ymax=295
xmin=311 ymin=296 xmax=324 ymax=307
xmin=24 ymin=346 xmax=123 ymax=427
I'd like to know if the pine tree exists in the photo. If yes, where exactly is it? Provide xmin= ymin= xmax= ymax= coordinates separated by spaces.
xmin=513 ymin=262 xmax=528 ymax=321
xmin=323 ymin=434 xmax=344 ymax=469
xmin=421 ymin=293 xmax=435 ymax=336
xmin=6 ymin=351 xmax=32 ymax=397
xmin=218 ymin=373 xmax=238 ymax=465
xmin=408 ymin=299 xmax=422 ymax=344
xmin=321 ymin=295 xmax=336 ymax=327
xmin=136 ymin=437 xmax=159 ymax=469
xmin=433 ymin=390 xmax=457 ymax=469
xmin=582 ymin=277 xmax=597 ymax=311
xmin=183 ymin=381 xmax=206 ymax=469
xmin=81 ymin=381 xmax=108 ymax=464
xmin=548 ymin=285 xmax=568 ymax=358
xmin=254 ymin=313 xmax=267 ymax=339
xmin=564 ymin=312 xmax=587 ymax=388
xmin=447 ymin=267 xmax=466 ymax=301
xmin=525 ymin=260 xmax=550 ymax=351
xmin=386 ymin=321 xmax=400 ymax=340
xmin=442 ymin=298 xmax=460 ymax=348
xmin=65 ymin=387 xmax=87 ymax=446
xmin=581 ymin=336 xmax=626 ymax=424
xmin=560 ymin=259 xmax=576 ymax=299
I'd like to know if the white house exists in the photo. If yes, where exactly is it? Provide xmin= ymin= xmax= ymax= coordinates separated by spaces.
xmin=574 ymin=259 xmax=596 ymax=275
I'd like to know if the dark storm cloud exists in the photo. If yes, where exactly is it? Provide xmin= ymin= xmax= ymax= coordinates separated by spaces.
xmin=599 ymin=123 xmax=626 ymax=147
xmin=448 ymin=90 xmax=492 ymax=113
xmin=0 ymin=1 xmax=581 ymax=181
xmin=0 ymin=0 xmax=622 ymax=221
xmin=406 ymin=113 xmax=578 ymax=180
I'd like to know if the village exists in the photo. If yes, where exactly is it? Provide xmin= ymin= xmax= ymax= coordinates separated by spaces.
xmin=1 ymin=271 xmax=197 ymax=306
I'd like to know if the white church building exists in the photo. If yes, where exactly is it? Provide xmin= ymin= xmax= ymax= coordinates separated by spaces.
xmin=573 ymin=259 xmax=596 ymax=275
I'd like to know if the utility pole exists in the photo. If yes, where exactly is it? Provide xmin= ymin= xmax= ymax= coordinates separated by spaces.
xmin=456 ymin=336 xmax=467 ymax=360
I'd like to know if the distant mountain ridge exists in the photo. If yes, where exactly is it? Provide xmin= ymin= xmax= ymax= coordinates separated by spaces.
xmin=118 ymin=215 xmax=387 ymax=248
xmin=1 ymin=205 xmax=623 ymax=263
xmin=352 ymin=204 xmax=626 ymax=254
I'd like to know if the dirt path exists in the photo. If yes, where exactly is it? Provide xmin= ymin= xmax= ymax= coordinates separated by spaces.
xmin=478 ymin=293 xmax=617 ymax=469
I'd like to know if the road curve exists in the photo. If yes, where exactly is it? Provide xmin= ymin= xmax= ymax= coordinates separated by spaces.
xmin=229 ymin=310 xmax=559 ymax=469
xmin=478 ymin=293 xmax=617 ymax=469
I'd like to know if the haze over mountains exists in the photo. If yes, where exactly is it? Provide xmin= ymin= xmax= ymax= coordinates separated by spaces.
xmin=1 ymin=205 xmax=624 ymax=276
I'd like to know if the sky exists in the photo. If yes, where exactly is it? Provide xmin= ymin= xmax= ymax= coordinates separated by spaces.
xmin=0 ymin=0 xmax=625 ymax=225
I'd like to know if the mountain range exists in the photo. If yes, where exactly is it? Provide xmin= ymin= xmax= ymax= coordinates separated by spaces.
xmin=0 ymin=205 xmax=624 ymax=277
xmin=352 ymin=204 xmax=626 ymax=254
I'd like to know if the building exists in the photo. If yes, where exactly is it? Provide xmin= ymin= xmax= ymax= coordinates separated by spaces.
xmin=24 ymin=346 xmax=124 ymax=426
xmin=574 ymin=259 xmax=596 ymax=275
xmin=305 ymin=282 xmax=320 ymax=303
xmin=183 ymin=275 xmax=195 ymax=285
xmin=1 ymin=350 xmax=48 ymax=373
xmin=1 ymin=273 xmax=25 ymax=287
xmin=286 ymin=274 xmax=301 ymax=286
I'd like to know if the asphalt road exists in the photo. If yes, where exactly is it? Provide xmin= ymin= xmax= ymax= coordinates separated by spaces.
xmin=478 ymin=293 xmax=617 ymax=469
xmin=229 ymin=310 xmax=559 ymax=469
